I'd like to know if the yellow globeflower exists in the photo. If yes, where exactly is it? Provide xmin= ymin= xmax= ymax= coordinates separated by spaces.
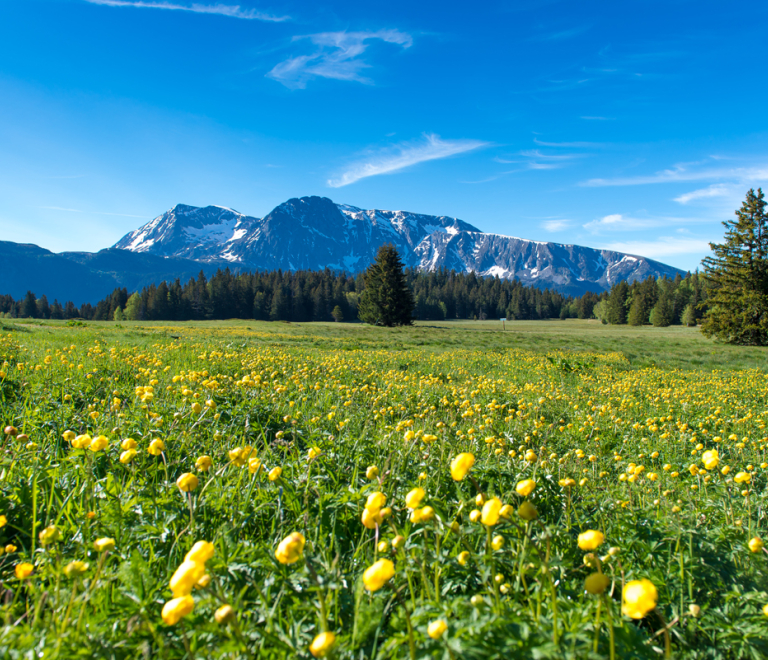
xmin=268 ymin=466 xmax=283 ymax=481
xmin=748 ymin=537 xmax=763 ymax=553
xmin=176 ymin=473 xmax=199 ymax=493
xmin=93 ymin=537 xmax=115 ymax=552
xmin=363 ymin=558 xmax=395 ymax=592
xmin=515 ymin=479 xmax=536 ymax=497
xmin=119 ymin=449 xmax=137 ymax=464
xmin=64 ymin=560 xmax=89 ymax=578
xmin=763 ymin=603 xmax=768 ymax=617
xmin=491 ymin=535 xmax=504 ymax=550
xmin=121 ymin=438 xmax=138 ymax=450
xmin=577 ymin=530 xmax=605 ymax=551
xmin=309 ymin=631 xmax=336 ymax=658
xmin=15 ymin=562 xmax=34 ymax=579
xmin=148 ymin=438 xmax=165 ymax=456
xmin=481 ymin=497 xmax=502 ymax=526
xmin=72 ymin=434 xmax=92 ymax=449
xmin=701 ymin=449 xmax=719 ymax=470
xmin=457 ymin=551 xmax=470 ymax=566
xmin=362 ymin=507 xmax=383 ymax=529
xmin=308 ymin=446 xmax=322 ymax=460
xmin=517 ymin=501 xmax=538 ymax=521
xmin=427 ymin=619 xmax=448 ymax=639
xmin=214 ymin=604 xmax=235 ymax=624
xmin=275 ymin=532 xmax=306 ymax=565
xmin=735 ymin=471 xmax=751 ymax=484
xmin=450 ymin=453 xmax=475 ymax=481
xmin=195 ymin=455 xmax=213 ymax=472
xmin=585 ymin=572 xmax=610 ymax=595
xmin=170 ymin=559 xmax=206 ymax=597
xmin=89 ymin=435 xmax=109 ymax=452
xmin=366 ymin=465 xmax=379 ymax=480
xmin=405 ymin=487 xmax=425 ymax=509
xmin=39 ymin=525 xmax=62 ymax=546
xmin=622 ymin=579 xmax=658 ymax=619
xmin=162 ymin=595 xmax=195 ymax=625
xmin=366 ymin=492 xmax=387 ymax=511
xmin=248 ymin=457 xmax=263 ymax=474
xmin=0 ymin=515 xmax=6 ymax=528
xmin=185 ymin=540 xmax=215 ymax=563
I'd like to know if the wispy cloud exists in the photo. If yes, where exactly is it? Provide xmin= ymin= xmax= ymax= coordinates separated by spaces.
xmin=674 ymin=183 xmax=734 ymax=204
xmin=328 ymin=134 xmax=488 ymax=188
xmin=267 ymin=30 xmax=412 ymax=89
xmin=581 ymin=161 xmax=768 ymax=187
xmin=533 ymin=138 xmax=603 ymax=148
xmin=83 ymin=0 xmax=289 ymax=21
xmin=542 ymin=219 xmax=571 ymax=232
xmin=599 ymin=236 xmax=711 ymax=260
xmin=583 ymin=213 xmax=665 ymax=233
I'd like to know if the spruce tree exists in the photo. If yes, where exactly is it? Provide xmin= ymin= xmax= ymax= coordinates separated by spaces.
xmin=702 ymin=188 xmax=768 ymax=345
xmin=358 ymin=245 xmax=415 ymax=326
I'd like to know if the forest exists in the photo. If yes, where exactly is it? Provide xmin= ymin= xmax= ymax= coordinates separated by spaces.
xmin=0 ymin=267 xmax=706 ymax=327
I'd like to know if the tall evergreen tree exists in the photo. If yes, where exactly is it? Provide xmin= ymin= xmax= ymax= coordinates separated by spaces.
xmin=358 ymin=245 xmax=415 ymax=326
xmin=702 ymin=188 xmax=768 ymax=344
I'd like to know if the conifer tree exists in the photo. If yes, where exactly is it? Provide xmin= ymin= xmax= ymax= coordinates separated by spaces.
xmin=358 ymin=245 xmax=415 ymax=326
xmin=702 ymin=188 xmax=768 ymax=345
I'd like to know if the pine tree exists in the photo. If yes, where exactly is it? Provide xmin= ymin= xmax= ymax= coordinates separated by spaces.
xmin=701 ymin=188 xmax=768 ymax=345
xmin=358 ymin=245 xmax=415 ymax=326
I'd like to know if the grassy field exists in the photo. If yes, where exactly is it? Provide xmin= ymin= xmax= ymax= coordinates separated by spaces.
xmin=0 ymin=318 xmax=767 ymax=659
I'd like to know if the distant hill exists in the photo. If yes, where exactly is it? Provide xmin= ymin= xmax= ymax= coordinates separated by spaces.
xmin=0 ymin=195 xmax=685 ymax=303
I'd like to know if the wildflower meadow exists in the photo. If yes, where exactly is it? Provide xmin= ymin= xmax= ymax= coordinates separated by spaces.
xmin=1 ymin=319 xmax=767 ymax=659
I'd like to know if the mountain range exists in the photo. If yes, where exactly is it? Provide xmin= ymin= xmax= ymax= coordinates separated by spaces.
xmin=1 ymin=196 xmax=684 ymax=304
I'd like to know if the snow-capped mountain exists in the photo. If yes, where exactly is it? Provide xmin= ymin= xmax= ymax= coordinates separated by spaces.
xmin=113 ymin=196 xmax=684 ymax=294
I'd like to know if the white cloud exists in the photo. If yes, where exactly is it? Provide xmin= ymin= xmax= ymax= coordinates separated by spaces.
xmin=328 ymin=134 xmax=488 ymax=188
xmin=83 ymin=0 xmax=288 ymax=21
xmin=267 ymin=30 xmax=412 ymax=89
xmin=542 ymin=219 xmax=570 ymax=232
xmin=674 ymin=183 xmax=733 ymax=204
xmin=599 ymin=237 xmax=711 ymax=260
xmin=583 ymin=213 xmax=662 ymax=232
xmin=581 ymin=162 xmax=768 ymax=187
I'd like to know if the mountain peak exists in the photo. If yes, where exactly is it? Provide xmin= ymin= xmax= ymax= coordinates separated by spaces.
xmin=112 ymin=196 xmax=684 ymax=293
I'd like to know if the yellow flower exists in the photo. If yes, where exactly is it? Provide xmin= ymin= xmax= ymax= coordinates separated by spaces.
xmin=62 ymin=430 xmax=75 ymax=443
xmin=176 ymin=473 xmax=199 ymax=493
xmin=457 ymin=551 xmax=470 ymax=566
xmin=248 ymin=457 xmax=263 ymax=474
xmin=64 ymin=560 xmax=89 ymax=578
xmin=72 ymin=434 xmax=92 ymax=449
xmin=577 ymin=530 xmax=604 ymax=551
xmin=148 ymin=438 xmax=165 ymax=456
xmin=275 ymin=532 xmax=306 ymax=565
xmin=450 ymin=453 xmax=475 ymax=481
xmin=748 ymin=537 xmax=763 ymax=553
xmin=499 ymin=504 xmax=514 ymax=519
xmin=366 ymin=492 xmax=387 ymax=511
xmin=39 ymin=525 xmax=61 ymax=546
xmin=170 ymin=559 xmax=206 ymax=597
xmin=491 ymin=535 xmax=504 ymax=550
xmin=585 ymin=572 xmax=610 ymax=595
xmin=121 ymin=438 xmax=138 ymax=450
xmin=191 ymin=402 xmax=202 ymax=414
xmin=481 ymin=497 xmax=502 ymax=526
xmin=162 ymin=595 xmax=195 ymax=625
xmin=214 ymin=604 xmax=235 ymax=624
xmin=185 ymin=540 xmax=215 ymax=563
xmin=6 ymin=544 xmax=17 ymax=553
xmin=119 ymin=449 xmax=137 ymax=464
xmin=701 ymin=449 xmax=719 ymax=470
xmin=0 ymin=515 xmax=6 ymax=528
xmin=763 ymin=603 xmax=768 ymax=617
xmin=392 ymin=535 xmax=406 ymax=549
xmin=362 ymin=507 xmax=384 ymax=529
xmin=366 ymin=465 xmax=379 ymax=479
xmin=308 ymin=446 xmax=322 ymax=460
xmin=515 ymin=479 xmax=536 ymax=497
xmin=735 ymin=471 xmax=751 ymax=484
xmin=89 ymin=435 xmax=109 ymax=452
xmin=195 ymin=455 xmax=213 ymax=472
xmin=309 ymin=631 xmax=336 ymax=658
xmin=93 ymin=537 xmax=115 ymax=552
xmin=363 ymin=558 xmax=395 ymax=592
xmin=517 ymin=501 xmax=538 ymax=521
xmin=427 ymin=619 xmax=447 ymax=639
xmin=405 ymin=487 xmax=425 ymax=509
xmin=268 ymin=466 xmax=282 ymax=481
xmin=622 ymin=579 xmax=658 ymax=619
xmin=15 ymin=562 xmax=34 ymax=579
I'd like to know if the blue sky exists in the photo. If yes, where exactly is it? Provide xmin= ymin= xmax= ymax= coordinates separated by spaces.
xmin=1 ymin=0 xmax=767 ymax=271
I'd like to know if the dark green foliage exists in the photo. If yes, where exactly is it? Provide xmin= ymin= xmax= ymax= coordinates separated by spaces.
xmin=357 ymin=245 xmax=415 ymax=326
xmin=701 ymin=188 xmax=768 ymax=345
